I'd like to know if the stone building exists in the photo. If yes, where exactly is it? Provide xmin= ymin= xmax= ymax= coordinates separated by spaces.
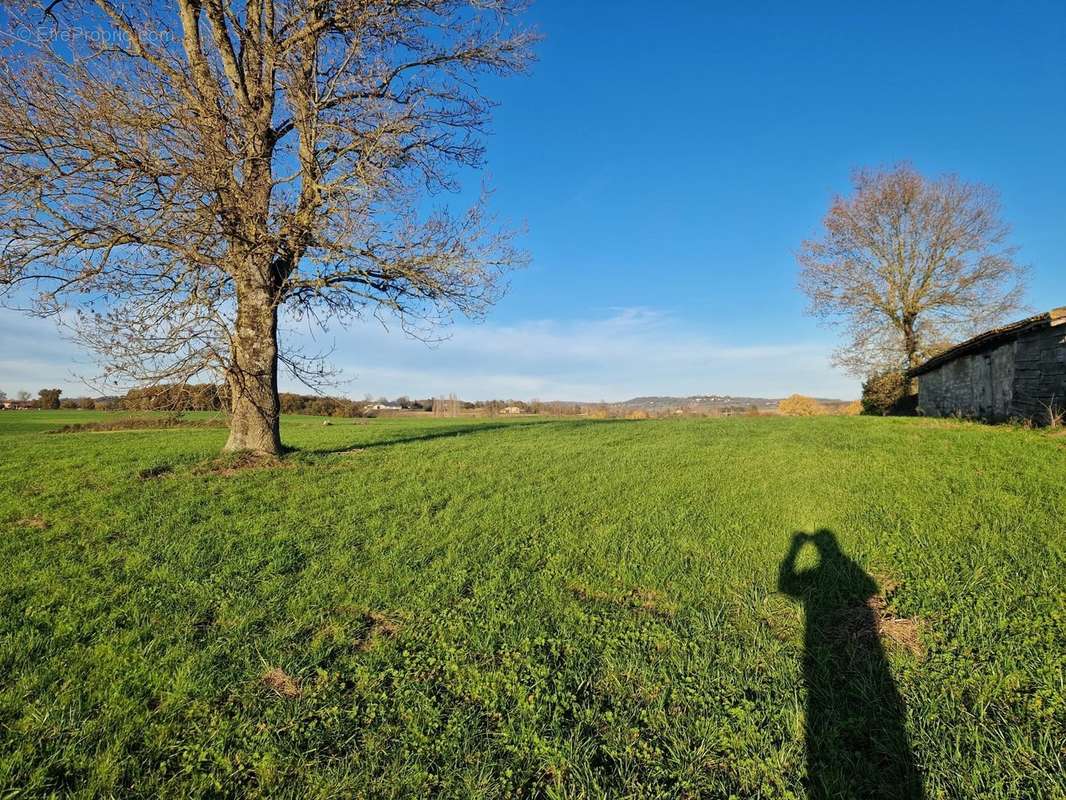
xmin=912 ymin=306 xmax=1066 ymax=424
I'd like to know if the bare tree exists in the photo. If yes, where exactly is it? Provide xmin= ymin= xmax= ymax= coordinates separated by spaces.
xmin=798 ymin=164 xmax=1027 ymax=377
xmin=0 ymin=0 xmax=535 ymax=453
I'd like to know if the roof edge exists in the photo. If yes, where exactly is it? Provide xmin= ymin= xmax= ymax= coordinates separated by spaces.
xmin=910 ymin=306 xmax=1066 ymax=377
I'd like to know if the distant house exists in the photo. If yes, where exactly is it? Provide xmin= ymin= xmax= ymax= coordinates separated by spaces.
xmin=367 ymin=403 xmax=400 ymax=411
xmin=1 ymin=400 xmax=35 ymax=410
xmin=500 ymin=406 xmax=523 ymax=415
xmin=912 ymin=306 xmax=1066 ymax=423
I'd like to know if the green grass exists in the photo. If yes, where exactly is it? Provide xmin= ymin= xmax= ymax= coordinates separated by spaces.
xmin=0 ymin=411 xmax=1063 ymax=798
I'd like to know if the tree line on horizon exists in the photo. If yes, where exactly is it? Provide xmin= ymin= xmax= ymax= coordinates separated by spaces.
xmin=3 ymin=383 xmax=867 ymax=421
xmin=0 ymin=385 xmax=594 ymax=417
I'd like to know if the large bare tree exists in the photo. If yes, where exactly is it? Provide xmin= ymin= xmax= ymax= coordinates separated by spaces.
xmin=798 ymin=164 xmax=1027 ymax=377
xmin=0 ymin=0 xmax=535 ymax=454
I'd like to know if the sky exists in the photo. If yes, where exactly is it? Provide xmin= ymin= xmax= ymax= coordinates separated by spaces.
xmin=2 ymin=0 xmax=1064 ymax=401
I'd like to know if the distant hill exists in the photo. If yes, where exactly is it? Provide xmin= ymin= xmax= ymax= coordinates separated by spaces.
xmin=618 ymin=395 xmax=847 ymax=412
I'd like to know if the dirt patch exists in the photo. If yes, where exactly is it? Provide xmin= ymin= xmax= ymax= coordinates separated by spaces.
xmin=261 ymin=667 xmax=300 ymax=698
xmin=627 ymin=588 xmax=677 ymax=619
xmin=831 ymin=591 xmax=924 ymax=658
xmin=355 ymin=610 xmax=403 ymax=650
xmin=866 ymin=595 xmax=924 ymax=657
xmin=323 ymin=606 xmax=404 ymax=651
xmin=17 ymin=515 xmax=50 ymax=530
xmin=569 ymin=585 xmax=616 ymax=604
xmin=138 ymin=464 xmax=173 ymax=480
xmin=569 ymin=584 xmax=676 ymax=619
xmin=51 ymin=416 xmax=227 ymax=434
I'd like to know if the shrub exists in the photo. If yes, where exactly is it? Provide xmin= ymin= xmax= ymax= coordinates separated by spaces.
xmin=50 ymin=414 xmax=229 ymax=433
xmin=861 ymin=372 xmax=917 ymax=416
xmin=839 ymin=400 xmax=863 ymax=416
xmin=38 ymin=388 xmax=62 ymax=409
xmin=625 ymin=409 xmax=650 ymax=420
xmin=778 ymin=394 xmax=825 ymax=416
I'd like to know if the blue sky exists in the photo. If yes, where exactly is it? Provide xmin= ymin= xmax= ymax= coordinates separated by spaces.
xmin=2 ymin=0 xmax=1064 ymax=400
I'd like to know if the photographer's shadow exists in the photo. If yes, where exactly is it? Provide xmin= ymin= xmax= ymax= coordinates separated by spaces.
xmin=779 ymin=529 xmax=923 ymax=799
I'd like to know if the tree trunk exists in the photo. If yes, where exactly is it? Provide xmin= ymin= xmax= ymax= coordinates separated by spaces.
xmin=902 ymin=316 xmax=919 ymax=371
xmin=224 ymin=282 xmax=282 ymax=455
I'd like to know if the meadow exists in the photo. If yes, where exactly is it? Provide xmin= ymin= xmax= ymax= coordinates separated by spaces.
xmin=0 ymin=411 xmax=1063 ymax=798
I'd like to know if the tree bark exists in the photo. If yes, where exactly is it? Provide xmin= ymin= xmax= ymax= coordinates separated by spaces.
xmin=902 ymin=315 xmax=919 ymax=371
xmin=224 ymin=281 xmax=282 ymax=455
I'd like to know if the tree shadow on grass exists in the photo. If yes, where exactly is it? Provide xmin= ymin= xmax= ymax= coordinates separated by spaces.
xmin=778 ymin=529 xmax=924 ymax=799
xmin=294 ymin=417 xmax=636 ymax=456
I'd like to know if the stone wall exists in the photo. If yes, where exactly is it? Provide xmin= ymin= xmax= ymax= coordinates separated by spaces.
xmin=917 ymin=321 xmax=1066 ymax=424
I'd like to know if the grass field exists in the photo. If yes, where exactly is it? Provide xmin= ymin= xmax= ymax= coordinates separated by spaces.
xmin=1 ymin=411 xmax=1063 ymax=798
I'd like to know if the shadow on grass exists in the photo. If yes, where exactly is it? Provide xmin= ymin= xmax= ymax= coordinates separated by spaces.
xmin=779 ymin=529 xmax=924 ymax=799
xmin=294 ymin=417 xmax=637 ymax=456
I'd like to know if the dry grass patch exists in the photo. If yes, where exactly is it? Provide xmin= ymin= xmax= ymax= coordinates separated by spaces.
xmin=829 ymin=597 xmax=925 ymax=658
xmin=356 ymin=610 xmax=403 ymax=650
xmin=17 ymin=515 xmax=50 ymax=530
xmin=322 ymin=606 xmax=405 ymax=651
xmin=627 ymin=588 xmax=677 ymax=619
xmin=865 ymin=595 xmax=924 ymax=657
xmin=261 ymin=667 xmax=300 ymax=698
xmin=569 ymin=584 xmax=677 ymax=619
xmin=835 ymin=573 xmax=925 ymax=658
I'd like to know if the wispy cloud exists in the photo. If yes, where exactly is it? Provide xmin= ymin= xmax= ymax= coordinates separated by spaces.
xmin=0 ymin=307 xmax=857 ymax=401
xmin=287 ymin=307 xmax=857 ymax=401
